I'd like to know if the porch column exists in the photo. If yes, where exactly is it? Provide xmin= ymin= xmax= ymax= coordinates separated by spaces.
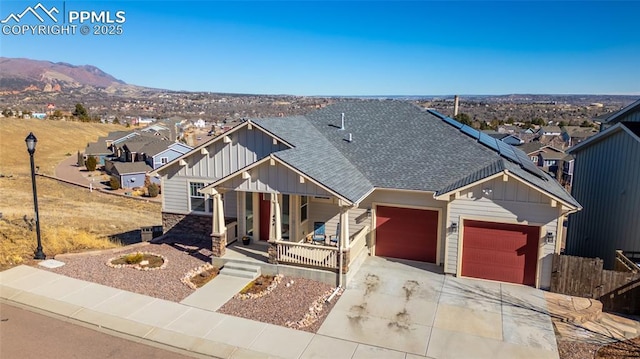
xmin=271 ymin=193 xmax=282 ymax=241
xmin=211 ymin=191 xmax=227 ymax=258
xmin=339 ymin=205 xmax=350 ymax=249
xmin=237 ymin=192 xmax=246 ymax=236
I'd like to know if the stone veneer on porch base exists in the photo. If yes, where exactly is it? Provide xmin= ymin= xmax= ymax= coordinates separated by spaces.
xmin=211 ymin=233 xmax=226 ymax=257
xmin=162 ymin=212 xmax=211 ymax=241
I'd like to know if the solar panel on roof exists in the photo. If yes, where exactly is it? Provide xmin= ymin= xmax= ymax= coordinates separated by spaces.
xmin=496 ymin=140 xmax=520 ymax=163
xmin=460 ymin=125 xmax=480 ymax=140
xmin=478 ymin=132 xmax=499 ymax=152
xmin=443 ymin=116 xmax=464 ymax=129
xmin=427 ymin=109 xmax=446 ymax=119
xmin=478 ymin=133 xmax=498 ymax=148
xmin=514 ymin=148 xmax=547 ymax=179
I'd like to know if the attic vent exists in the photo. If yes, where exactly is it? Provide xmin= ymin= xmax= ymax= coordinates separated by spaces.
xmin=340 ymin=113 xmax=345 ymax=130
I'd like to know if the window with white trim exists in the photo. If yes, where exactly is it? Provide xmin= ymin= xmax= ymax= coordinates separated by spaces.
xmin=300 ymin=196 xmax=308 ymax=223
xmin=190 ymin=182 xmax=206 ymax=212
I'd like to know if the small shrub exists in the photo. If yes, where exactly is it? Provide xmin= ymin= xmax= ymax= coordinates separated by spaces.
xmin=85 ymin=155 xmax=97 ymax=171
xmin=125 ymin=252 xmax=144 ymax=264
xmin=147 ymin=183 xmax=159 ymax=197
xmin=109 ymin=177 xmax=120 ymax=190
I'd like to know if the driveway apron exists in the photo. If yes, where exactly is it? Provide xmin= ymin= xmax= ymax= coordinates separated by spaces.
xmin=318 ymin=256 xmax=559 ymax=359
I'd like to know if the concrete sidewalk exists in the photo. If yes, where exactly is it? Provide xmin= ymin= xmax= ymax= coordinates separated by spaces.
xmin=0 ymin=265 xmax=420 ymax=359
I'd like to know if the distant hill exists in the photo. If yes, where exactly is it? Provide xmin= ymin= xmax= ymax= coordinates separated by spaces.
xmin=0 ymin=57 xmax=128 ymax=94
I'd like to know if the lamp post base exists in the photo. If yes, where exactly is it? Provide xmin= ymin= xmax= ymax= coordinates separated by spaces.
xmin=34 ymin=249 xmax=46 ymax=260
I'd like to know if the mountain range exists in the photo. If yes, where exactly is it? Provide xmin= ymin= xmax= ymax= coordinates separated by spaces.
xmin=0 ymin=57 xmax=131 ymax=94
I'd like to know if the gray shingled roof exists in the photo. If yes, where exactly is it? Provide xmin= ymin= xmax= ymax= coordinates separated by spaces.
xmin=105 ymin=131 xmax=135 ymax=141
xmin=139 ymin=140 xmax=174 ymax=157
xmin=254 ymin=116 xmax=373 ymax=202
xmin=110 ymin=161 xmax=153 ymax=175
xmin=251 ymin=100 xmax=578 ymax=207
xmin=517 ymin=142 xmax=546 ymax=154
xmin=85 ymin=141 xmax=111 ymax=155
xmin=304 ymin=101 xmax=500 ymax=193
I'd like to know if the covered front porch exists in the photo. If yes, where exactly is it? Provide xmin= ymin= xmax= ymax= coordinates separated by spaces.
xmin=198 ymin=153 xmax=374 ymax=279
xmin=210 ymin=190 xmax=371 ymax=274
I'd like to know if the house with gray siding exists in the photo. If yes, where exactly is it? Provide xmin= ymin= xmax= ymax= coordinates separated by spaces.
xmin=567 ymin=98 xmax=640 ymax=268
xmin=144 ymin=142 xmax=192 ymax=170
xmin=154 ymin=101 xmax=580 ymax=288
xmin=105 ymin=160 xmax=153 ymax=189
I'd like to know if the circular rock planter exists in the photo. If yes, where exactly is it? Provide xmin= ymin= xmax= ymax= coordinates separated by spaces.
xmin=106 ymin=251 xmax=167 ymax=271
xmin=181 ymin=263 xmax=220 ymax=289
xmin=234 ymin=274 xmax=283 ymax=300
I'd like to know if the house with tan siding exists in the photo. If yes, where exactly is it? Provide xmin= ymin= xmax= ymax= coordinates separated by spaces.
xmin=154 ymin=101 xmax=580 ymax=288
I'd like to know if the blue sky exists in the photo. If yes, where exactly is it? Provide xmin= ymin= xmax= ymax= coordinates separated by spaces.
xmin=1 ymin=1 xmax=639 ymax=96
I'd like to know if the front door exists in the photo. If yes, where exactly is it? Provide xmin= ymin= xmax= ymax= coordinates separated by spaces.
xmin=259 ymin=194 xmax=271 ymax=241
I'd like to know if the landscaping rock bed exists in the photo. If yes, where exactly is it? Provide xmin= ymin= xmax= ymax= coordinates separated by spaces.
xmin=218 ymin=276 xmax=340 ymax=333
xmin=44 ymin=240 xmax=342 ymax=334
xmin=106 ymin=252 xmax=167 ymax=271
xmin=47 ymin=243 xmax=207 ymax=302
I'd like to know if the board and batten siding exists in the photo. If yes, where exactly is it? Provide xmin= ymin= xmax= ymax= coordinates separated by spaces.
xmin=218 ymin=160 xmax=333 ymax=198
xmin=307 ymin=199 xmax=370 ymax=244
xmin=567 ymin=128 xmax=640 ymax=268
xmin=446 ymin=175 xmax=560 ymax=289
xmin=161 ymin=126 xmax=287 ymax=214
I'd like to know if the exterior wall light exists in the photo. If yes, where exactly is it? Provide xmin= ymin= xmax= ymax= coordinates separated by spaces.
xmin=450 ymin=222 xmax=458 ymax=234
xmin=545 ymin=232 xmax=555 ymax=244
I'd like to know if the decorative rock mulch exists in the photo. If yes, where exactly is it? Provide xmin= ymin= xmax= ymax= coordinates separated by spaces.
xmin=234 ymin=274 xmax=284 ymax=300
xmin=181 ymin=263 xmax=216 ymax=289
xmin=106 ymin=252 xmax=168 ymax=271
xmin=286 ymin=287 xmax=343 ymax=330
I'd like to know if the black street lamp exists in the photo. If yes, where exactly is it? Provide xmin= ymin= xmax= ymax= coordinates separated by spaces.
xmin=25 ymin=132 xmax=45 ymax=260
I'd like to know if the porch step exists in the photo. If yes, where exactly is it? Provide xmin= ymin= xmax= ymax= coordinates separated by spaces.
xmin=220 ymin=262 xmax=261 ymax=279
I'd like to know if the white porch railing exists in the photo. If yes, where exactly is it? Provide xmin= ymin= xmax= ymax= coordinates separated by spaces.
xmin=226 ymin=221 xmax=238 ymax=243
xmin=275 ymin=240 xmax=339 ymax=269
xmin=349 ymin=225 xmax=369 ymax=266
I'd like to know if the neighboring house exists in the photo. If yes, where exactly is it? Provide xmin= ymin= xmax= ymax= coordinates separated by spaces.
xmin=538 ymin=151 xmax=565 ymax=171
xmin=566 ymin=98 xmax=640 ymax=269
xmin=597 ymin=101 xmax=640 ymax=132
xmin=561 ymin=126 xmax=598 ymax=147
xmin=517 ymin=142 xmax=547 ymax=164
xmin=83 ymin=138 xmax=112 ymax=166
xmin=104 ymin=160 xmax=154 ymax=189
xmin=538 ymin=126 xmax=563 ymax=136
xmin=496 ymin=124 xmax=521 ymax=134
xmin=154 ymin=101 xmax=580 ymax=289
xmin=104 ymin=131 xmax=138 ymax=150
xmin=143 ymin=142 xmax=192 ymax=170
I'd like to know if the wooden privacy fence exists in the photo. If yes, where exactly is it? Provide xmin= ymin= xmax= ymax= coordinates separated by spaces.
xmin=550 ymin=254 xmax=640 ymax=314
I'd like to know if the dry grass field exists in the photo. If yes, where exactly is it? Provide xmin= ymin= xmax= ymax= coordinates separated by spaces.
xmin=0 ymin=118 xmax=161 ymax=269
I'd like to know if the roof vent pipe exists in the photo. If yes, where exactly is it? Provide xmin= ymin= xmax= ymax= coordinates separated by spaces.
xmin=347 ymin=133 xmax=352 ymax=142
xmin=340 ymin=113 xmax=345 ymax=130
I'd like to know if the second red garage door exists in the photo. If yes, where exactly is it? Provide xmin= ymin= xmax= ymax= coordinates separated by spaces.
xmin=375 ymin=206 xmax=438 ymax=263
xmin=461 ymin=220 xmax=539 ymax=286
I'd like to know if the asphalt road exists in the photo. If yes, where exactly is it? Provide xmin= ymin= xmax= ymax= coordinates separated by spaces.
xmin=0 ymin=302 xmax=202 ymax=359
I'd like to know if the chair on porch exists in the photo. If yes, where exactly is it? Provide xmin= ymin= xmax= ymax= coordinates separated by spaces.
xmin=329 ymin=222 xmax=340 ymax=246
xmin=311 ymin=222 xmax=326 ymax=245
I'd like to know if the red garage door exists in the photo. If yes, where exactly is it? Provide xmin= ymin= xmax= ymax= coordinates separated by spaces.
xmin=375 ymin=206 xmax=438 ymax=263
xmin=462 ymin=220 xmax=539 ymax=286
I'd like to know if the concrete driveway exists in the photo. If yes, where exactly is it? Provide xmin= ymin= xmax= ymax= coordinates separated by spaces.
xmin=318 ymin=257 xmax=558 ymax=359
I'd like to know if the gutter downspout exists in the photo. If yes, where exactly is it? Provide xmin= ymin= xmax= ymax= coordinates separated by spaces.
xmin=326 ymin=229 xmax=343 ymax=303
